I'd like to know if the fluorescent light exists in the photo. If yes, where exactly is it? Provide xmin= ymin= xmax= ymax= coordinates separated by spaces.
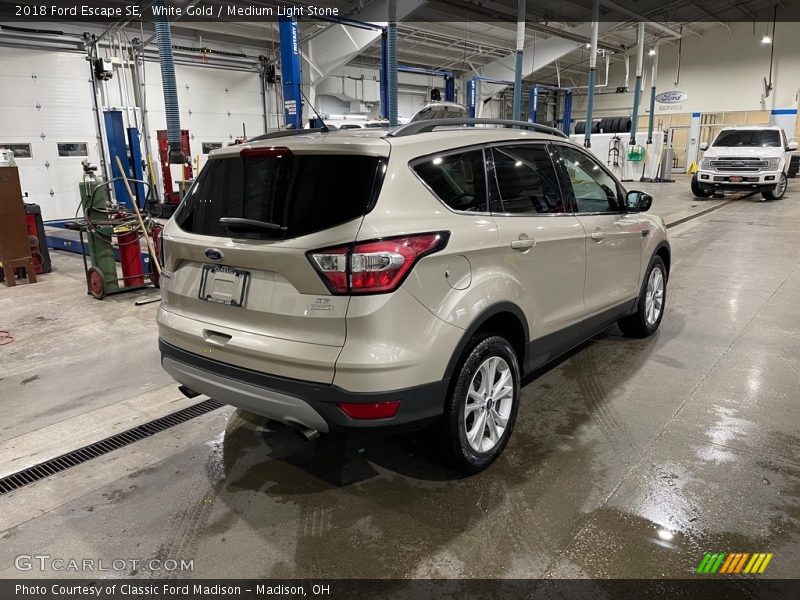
xmin=648 ymin=48 xmax=656 ymax=56
xmin=762 ymin=34 xmax=772 ymax=44
xmin=585 ymin=42 xmax=591 ymax=48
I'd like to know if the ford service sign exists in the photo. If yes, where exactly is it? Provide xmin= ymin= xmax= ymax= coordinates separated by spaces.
xmin=656 ymin=91 xmax=689 ymax=104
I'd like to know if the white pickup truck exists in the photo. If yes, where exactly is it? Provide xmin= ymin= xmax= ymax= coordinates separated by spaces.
xmin=692 ymin=126 xmax=798 ymax=200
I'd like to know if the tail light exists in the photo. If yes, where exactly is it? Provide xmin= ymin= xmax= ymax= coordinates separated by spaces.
xmin=308 ymin=232 xmax=449 ymax=295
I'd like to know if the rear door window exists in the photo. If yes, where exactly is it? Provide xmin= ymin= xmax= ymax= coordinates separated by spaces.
xmin=176 ymin=152 xmax=383 ymax=238
xmin=412 ymin=149 xmax=488 ymax=212
xmin=489 ymin=144 xmax=565 ymax=214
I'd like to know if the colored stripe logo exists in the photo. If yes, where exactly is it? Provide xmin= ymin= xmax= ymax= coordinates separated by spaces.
xmin=696 ymin=552 xmax=773 ymax=574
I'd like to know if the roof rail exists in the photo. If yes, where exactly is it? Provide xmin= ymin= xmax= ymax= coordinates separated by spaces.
xmin=247 ymin=127 xmax=329 ymax=142
xmin=386 ymin=118 xmax=569 ymax=139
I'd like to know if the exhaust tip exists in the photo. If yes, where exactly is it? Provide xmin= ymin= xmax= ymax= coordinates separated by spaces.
xmin=178 ymin=385 xmax=201 ymax=399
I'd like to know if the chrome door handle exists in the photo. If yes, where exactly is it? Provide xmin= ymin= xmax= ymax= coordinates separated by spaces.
xmin=590 ymin=231 xmax=606 ymax=242
xmin=511 ymin=238 xmax=536 ymax=251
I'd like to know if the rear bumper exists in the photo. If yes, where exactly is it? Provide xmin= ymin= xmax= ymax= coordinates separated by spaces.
xmin=159 ymin=339 xmax=448 ymax=434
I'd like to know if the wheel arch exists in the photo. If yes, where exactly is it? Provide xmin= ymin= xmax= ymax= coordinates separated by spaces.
xmin=443 ymin=302 xmax=530 ymax=381
xmin=653 ymin=241 xmax=671 ymax=281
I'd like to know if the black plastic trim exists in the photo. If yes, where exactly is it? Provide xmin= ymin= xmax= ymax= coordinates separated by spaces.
xmin=159 ymin=340 xmax=448 ymax=433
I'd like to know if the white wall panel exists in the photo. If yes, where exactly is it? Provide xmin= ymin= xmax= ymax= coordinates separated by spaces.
xmin=0 ymin=48 xmax=99 ymax=220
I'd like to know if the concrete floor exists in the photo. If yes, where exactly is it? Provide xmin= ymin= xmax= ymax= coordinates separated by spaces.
xmin=1 ymin=177 xmax=799 ymax=579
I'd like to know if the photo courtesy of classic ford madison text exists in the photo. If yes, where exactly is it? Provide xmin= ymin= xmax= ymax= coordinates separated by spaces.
xmin=1 ymin=0 xmax=800 ymax=598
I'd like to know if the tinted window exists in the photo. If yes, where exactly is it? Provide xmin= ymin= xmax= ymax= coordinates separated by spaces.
xmin=490 ymin=145 xmax=564 ymax=214
xmin=713 ymin=130 xmax=781 ymax=147
xmin=557 ymin=146 xmax=621 ymax=213
xmin=176 ymin=153 xmax=381 ymax=238
xmin=413 ymin=149 xmax=487 ymax=212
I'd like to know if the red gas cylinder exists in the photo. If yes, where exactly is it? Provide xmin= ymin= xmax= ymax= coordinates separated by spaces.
xmin=117 ymin=231 xmax=144 ymax=287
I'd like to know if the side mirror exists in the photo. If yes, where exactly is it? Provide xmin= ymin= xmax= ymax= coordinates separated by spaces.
xmin=787 ymin=141 xmax=798 ymax=151
xmin=699 ymin=142 xmax=709 ymax=151
xmin=627 ymin=190 xmax=653 ymax=212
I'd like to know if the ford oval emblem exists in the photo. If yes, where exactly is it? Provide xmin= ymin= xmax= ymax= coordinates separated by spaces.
xmin=655 ymin=90 xmax=689 ymax=104
xmin=204 ymin=248 xmax=224 ymax=261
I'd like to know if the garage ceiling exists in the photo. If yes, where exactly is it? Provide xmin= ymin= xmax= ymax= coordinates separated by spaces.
xmin=100 ymin=0 xmax=787 ymax=84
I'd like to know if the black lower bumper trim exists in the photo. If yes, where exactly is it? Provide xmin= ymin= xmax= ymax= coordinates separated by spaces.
xmin=159 ymin=340 xmax=448 ymax=433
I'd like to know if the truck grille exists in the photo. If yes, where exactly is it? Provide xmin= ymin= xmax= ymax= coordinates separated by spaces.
xmin=709 ymin=158 xmax=768 ymax=172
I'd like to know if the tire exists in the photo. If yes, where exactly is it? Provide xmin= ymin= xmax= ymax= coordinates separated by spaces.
xmin=599 ymin=117 xmax=609 ymax=133
xmin=575 ymin=121 xmax=586 ymax=135
xmin=620 ymin=116 xmax=632 ymax=133
xmin=592 ymin=120 xmax=600 ymax=133
xmin=87 ymin=267 xmax=106 ymax=300
xmin=691 ymin=174 xmax=714 ymax=198
xmin=443 ymin=334 xmax=521 ymax=474
xmin=610 ymin=116 xmax=621 ymax=133
xmin=618 ymin=255 xmax=667 ymax=338
xmin=762 ymin=173 xmax=787 ymax=200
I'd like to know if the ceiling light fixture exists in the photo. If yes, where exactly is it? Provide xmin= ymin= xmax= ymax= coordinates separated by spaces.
xmin=648 ymin=47 xmax=656 ymax=56
xmin=762 ymin=33 xmax=772 ymax=44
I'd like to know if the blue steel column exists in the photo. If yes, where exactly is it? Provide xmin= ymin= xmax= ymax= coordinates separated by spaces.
xmin=380 ymin=29 xmax=389 ymax=119
xmin=279 ymin=16 xmax=303 ymax=129
xmin=562 ymin=91 xmax=573 ymax=135
xmin=528 ymin=87 xmax=538 ymax=123
xmin=445 ymin=76 xmax=455 ymax=102
xmin=467 ymin=78 xmax=477 ymax=118
xmin=387 ymin=0 xmax=398 ymax=126
xmin=512 ymin=0 xmax=526 ymax=121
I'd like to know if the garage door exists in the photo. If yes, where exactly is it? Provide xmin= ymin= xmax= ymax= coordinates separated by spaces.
xmin=142 ymin=61 xmax=265 ymax=174
xmin=0 ymin=48 xmax=100 ymax=221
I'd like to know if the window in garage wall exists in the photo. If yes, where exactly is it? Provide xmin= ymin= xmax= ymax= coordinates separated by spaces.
xmin=0 ymin=143 xmax=33 ymax=159
xmin=56 ymin=143 xmax=89 ymax=157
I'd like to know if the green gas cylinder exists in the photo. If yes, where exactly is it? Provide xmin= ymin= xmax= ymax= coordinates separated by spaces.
xmin=79 ymin=169 xmax=119 ymax=292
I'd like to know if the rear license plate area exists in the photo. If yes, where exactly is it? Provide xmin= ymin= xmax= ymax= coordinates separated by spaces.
xmin=198 ymin=265 xmax=250 ymax=307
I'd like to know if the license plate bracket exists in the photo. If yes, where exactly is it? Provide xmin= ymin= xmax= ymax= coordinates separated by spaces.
xmin=198 ymin=265 xmax=250 ymax=307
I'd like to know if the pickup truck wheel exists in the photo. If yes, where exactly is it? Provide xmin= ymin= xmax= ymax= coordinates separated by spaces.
xmin=443 ymin=334 xmax=520 ymax=474
xmin=618 ymin=256 xmax=667 ymax=338
xmin=762 ymin=173 xmax=787 ymax=200
xmin=691 ymin=175 xmax=714 ymax=198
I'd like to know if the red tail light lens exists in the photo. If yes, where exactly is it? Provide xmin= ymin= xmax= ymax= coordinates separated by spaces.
xmin=338 ymin=400 xmax=401 ymax=420
xmin=308 ymin=232 xmax=449 ymax=295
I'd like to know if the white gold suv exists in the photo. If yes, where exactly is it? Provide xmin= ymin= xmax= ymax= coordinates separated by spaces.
xmin=157 ymin=119 xmax=670 ymax=473
xmin=693 ymin=125 xmax=798 ymax=200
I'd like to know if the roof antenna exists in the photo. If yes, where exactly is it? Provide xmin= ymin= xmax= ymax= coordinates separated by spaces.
xmin=299 ymin=87 xmax=329 ymax=132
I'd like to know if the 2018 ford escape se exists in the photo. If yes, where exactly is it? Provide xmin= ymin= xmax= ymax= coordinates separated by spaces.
xmin=157 ymin=120 xmax=670 ymax=473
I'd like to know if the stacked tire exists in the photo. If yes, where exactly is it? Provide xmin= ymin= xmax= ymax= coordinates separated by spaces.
xmin=574 ymin=116 xmax=631 ymax=135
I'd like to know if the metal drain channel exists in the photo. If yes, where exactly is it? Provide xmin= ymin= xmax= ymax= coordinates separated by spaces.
xmin=0 ymin=398 xmax=223 ymax=496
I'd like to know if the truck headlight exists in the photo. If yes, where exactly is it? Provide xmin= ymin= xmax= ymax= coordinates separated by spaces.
xmin=701 ymin=157 xmax=712 ymax=170
xmin=766 ymin=158 xmax=780 ymax=170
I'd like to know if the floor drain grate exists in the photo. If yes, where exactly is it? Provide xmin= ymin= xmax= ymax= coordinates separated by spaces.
xmin=0 ymin=398 xmax=224 ymax=496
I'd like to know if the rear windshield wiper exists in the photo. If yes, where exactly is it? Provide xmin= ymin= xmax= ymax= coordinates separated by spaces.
xmin=219 ymin=217 xmax=287 ymax=235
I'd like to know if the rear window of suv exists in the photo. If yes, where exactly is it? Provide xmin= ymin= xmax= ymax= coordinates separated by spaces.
xmin=175 ymin=152 xmax=383 ymax=238
xmin=713 ymin=130 xmax=781 ymax=147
